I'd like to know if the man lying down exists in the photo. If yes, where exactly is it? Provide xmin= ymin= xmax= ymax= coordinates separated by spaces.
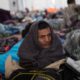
xmin=5 ymin=20 xmax=66 ymax=79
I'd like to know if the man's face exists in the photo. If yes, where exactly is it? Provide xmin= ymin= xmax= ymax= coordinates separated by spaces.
xmin=38 ymin=27 xmax=52 ymax=48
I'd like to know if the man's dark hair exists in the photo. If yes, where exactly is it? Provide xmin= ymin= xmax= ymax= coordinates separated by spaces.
xmin=38 ymin=21 xmax=51 ymax=30
xmin=67 ymin=0 xmax=75 ymax=4
xmin=22 ymin=23 xmax=32 ymax=38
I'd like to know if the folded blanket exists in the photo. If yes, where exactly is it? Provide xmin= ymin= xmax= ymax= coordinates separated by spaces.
xmin=66 ymin=57 xmax=80 ymax=72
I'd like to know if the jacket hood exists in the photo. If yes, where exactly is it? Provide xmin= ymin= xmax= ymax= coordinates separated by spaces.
xmin=18 ymin=20 xmax=64 ymax=68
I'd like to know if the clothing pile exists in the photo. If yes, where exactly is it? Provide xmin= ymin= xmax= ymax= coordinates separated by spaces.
xmin=0 ymin=37 xmax=18 ymax=53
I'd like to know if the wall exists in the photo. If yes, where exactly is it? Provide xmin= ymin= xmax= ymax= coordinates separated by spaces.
xmin=0 ymin=0 xmax=10 ymax=10
xmin=0 ymin=0 xmax=80 ymax=11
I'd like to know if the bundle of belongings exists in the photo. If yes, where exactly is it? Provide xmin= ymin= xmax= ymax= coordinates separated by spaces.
xmin=58 ymin=57 xmax=80 ymax=80
xmin=5 ymin=56 xmax=80 ymax=80
xmin=0 ymin=9 xmax=12 ymax=23
xmin=64 ymin=29 xmax=80 ymax=60
xmin=61 ymin=29 xmax=80 ymax=80
xmin=66 ymin=57 xmax=80 ymax=73
xmin=0 ymin=23 xmax=20 ymax=38
xmin=0 ymin=37 xmax=18 ymax=53
xmin=5 ymin=56 xmax=63 ymax=80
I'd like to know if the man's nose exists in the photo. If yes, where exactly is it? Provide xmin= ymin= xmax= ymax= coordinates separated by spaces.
xmin=45 ymin=36 xmax=49 ymax=42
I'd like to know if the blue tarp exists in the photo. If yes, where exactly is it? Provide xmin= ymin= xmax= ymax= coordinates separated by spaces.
xmin=0 ymin=39 xmax=23 ymax=74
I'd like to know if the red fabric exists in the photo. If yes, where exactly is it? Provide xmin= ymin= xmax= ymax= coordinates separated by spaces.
xmin=4 ymin=45 xmax=10 ymax=51
xmin=0 ymin=74 xmax=2 ymax=80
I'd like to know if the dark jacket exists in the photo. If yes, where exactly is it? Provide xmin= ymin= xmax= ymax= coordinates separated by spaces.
xmin=18 ymin=21 xmax=65 ymax=69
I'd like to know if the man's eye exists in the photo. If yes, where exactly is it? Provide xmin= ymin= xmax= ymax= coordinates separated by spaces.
xmin=40 ymin=36 xmax=45 ymax=38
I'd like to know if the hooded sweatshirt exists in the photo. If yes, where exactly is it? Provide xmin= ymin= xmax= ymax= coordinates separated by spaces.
xmin=18 ymin=21 xmax=65 ymax=69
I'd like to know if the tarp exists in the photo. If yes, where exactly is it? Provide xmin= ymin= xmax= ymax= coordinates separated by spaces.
xmin=0 ymin=39 xmax=23 ymax=74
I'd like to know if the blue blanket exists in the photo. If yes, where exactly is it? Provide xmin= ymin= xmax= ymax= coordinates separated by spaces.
xmin=0 ymin=39 xmax=23 ymax=74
